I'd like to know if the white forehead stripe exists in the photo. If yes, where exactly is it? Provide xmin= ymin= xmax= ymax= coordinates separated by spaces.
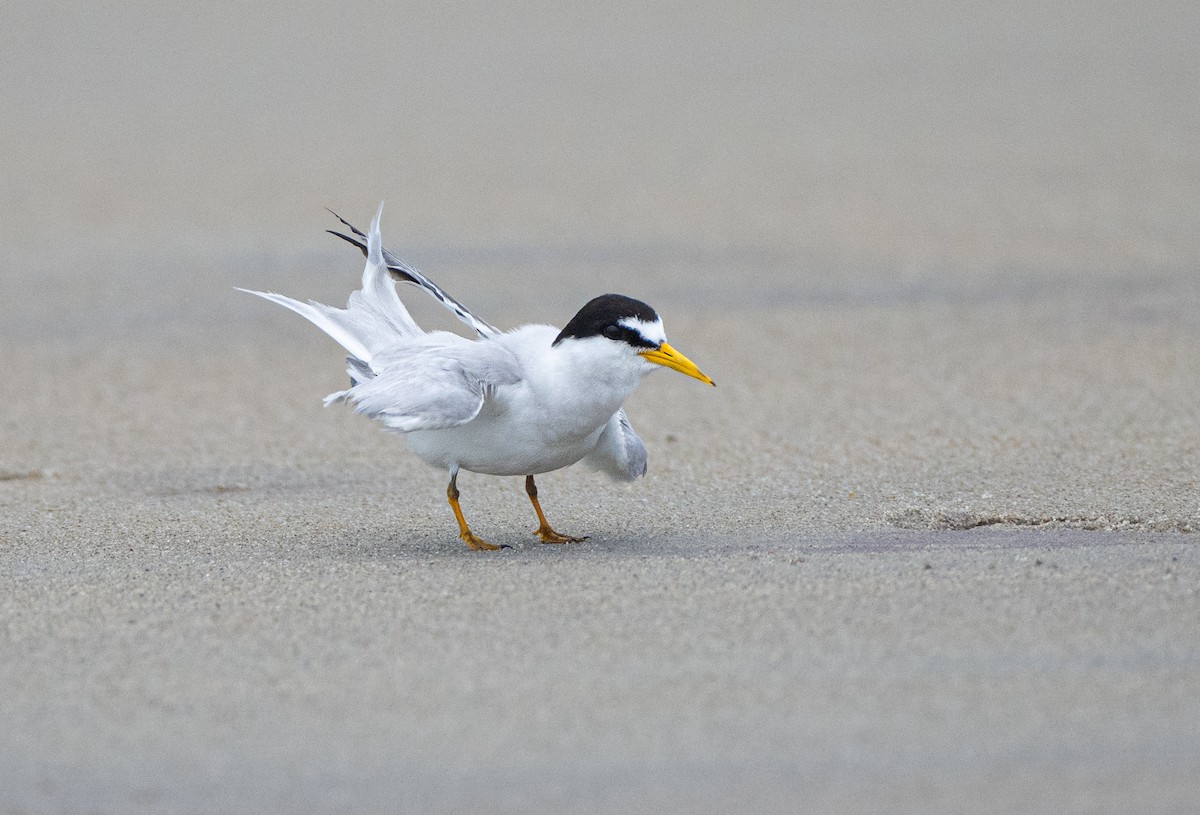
xmin=619 ymin=316 xmax=666 ymax=346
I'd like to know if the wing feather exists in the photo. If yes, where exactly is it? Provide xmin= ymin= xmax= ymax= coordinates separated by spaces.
xmin=327 ymin=209 xmax=501 ymax=339
xmin=583 ymin=409 xmax=648 ymax=481
xmin=329 ymin=335 xmax=521 ymax=432
xmin=239 ymin=204 xmax=420 ymax=365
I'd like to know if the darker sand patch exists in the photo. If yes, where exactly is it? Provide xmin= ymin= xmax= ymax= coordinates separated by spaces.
xmin=0 ymin=470 xmax=43 ymax=482
xmin=889 ymin=507 xmax=1197 ymax=533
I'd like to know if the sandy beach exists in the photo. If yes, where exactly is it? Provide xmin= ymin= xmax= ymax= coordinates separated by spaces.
xmin=3 ymin=2 xmax=1199 ymax=812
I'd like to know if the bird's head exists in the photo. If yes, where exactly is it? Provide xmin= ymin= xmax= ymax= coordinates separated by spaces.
xmin=552 ymin=294 xmax=715 ymax=386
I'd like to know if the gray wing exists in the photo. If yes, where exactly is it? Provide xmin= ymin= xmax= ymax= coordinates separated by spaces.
xmin=583 ymin=409 xmax=648 ymax=481
xmin=326 ymin=334 xmax=521 ymax=432
xmin=326 ymin=210 xmax=502 ymax=339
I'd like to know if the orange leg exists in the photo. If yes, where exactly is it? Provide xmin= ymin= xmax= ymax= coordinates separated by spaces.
xmin=447 ymin=472 xmax=502 ymax=551
xmin=525 ymin=475 xmax=588 ymax=544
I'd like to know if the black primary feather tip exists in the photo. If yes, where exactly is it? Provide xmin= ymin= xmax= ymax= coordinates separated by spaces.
xmin=325 ymin=211 xmax=422 ymax=288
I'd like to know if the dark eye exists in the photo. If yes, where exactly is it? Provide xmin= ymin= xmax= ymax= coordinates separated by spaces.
xmin=602 ymin=324 xmax=622 ymax=340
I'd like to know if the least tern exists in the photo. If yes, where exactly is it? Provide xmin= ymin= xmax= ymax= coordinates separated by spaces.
xmin=241 ymin=205 xmax=713 ymax=550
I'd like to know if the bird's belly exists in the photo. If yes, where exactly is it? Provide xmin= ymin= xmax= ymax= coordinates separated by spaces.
xmin=404 ymin=414 xmax=606 ymax=476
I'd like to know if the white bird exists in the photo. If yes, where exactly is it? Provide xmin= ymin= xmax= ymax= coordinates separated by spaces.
xmin=240 ymin=205 xmax=713 ymax=550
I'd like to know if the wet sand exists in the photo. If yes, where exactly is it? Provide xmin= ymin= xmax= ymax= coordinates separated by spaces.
xmin=2 ymin=2 xmax=1199 ymax=813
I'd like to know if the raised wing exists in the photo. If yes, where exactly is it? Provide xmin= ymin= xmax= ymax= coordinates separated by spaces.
xmin=240 ymin=204 xmax=421 ymax=366
xmin=327 ymin=210 xmax=502 ymax=340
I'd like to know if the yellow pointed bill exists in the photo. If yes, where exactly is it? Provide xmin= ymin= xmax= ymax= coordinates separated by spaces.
xmin=638 ymin=342 xmax=715 ymax=386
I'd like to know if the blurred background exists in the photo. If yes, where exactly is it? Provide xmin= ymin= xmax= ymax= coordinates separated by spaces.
xmin=3 ymin=0 xmax=1199 ymax=528
xmin=4 ymin=1 xmax=1198 ymax=275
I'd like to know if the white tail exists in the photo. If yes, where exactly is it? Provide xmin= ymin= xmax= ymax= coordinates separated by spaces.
xmin=239 ymin=203 xmax=419 ymax=367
